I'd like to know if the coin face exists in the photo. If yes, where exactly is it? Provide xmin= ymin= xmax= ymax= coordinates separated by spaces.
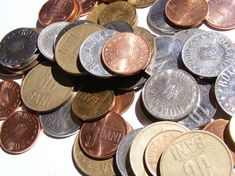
xmin=86 ymin=3 xmax=107 ymax=24
xmin=173 ymin=28 xmax=204 ymax=44
xmin=142 ymin=69 xmax=199 ymax=121
xmin=182 ymin=32 xmax=235 ymax=78
xmin=77 ymin=0 xmax=98 ymax=16
xmin=128 ymin=0 xmax=156 ymax=8
xmin=160 ymin=131 xmax=233 ymax=176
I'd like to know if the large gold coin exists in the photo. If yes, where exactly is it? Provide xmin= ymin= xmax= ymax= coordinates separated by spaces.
xmin=128 ymin=0 xmax=156 ymax=8
xmin=55 ymin=24 xmax=103 ymax=75
xmin=98 ymin=1 xmax=137 ymax=26
xmin=72 ymin=132 xmax=116 ymax=176
xmin=86 ymin=3 xmax=107 ymax=24
xmin=129 ymin=121 xmax=190 ymax=176
xmin=160 ymin=131 xmax=233 ymax=176
xmin=21 ymin=63 xmax=74 ymax=112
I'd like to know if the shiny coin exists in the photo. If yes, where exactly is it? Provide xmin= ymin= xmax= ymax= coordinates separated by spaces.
xmin=182 ymin=32 xmax=235 ymax=78
xmin=21 ymin=63 xmax=74 ymax=112
xmin=215 ymin=64 xmax=235 ymax=116
xmin=79 ymin=112 xmax=127 ymax=159
xmin=142 ymin=69 xmax=199 ymax=121
xmin=128 ymin=0 xmax=156 ymax=8
xmin=102 ymin=32 xmax=151 ymax=75
xmin=79 ymin=30 xmax=118 ymax=77
xmin=125 ymin=120 xmax=134 ymax=133
xmin=173 ymin=28 xmax=204 ymax=44
xmin=145 ymin=36 xmax=183 ymax=76
xmin=86 ymin=3 xmax=107 ymax=24
xmin=229 ymin=117 xmax=235 ymax=145
xmin=160 ymin=131 xmax=233 ymax=176
xmin=129 ymin=121 xmax=190 ymax=176
xmin=0 ymin=110 xmax=40 ymax=154
xmin=104 ymin=21 xmax=134 ymax=32
xmin=77 ymin=0 xmax=98 ymax=16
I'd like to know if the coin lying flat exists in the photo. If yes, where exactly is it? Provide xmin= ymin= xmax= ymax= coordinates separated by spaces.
xmin=128 ymin=0 xmax=156 ymax=8
xmin=173 ymin=28 xmax=204 ymax=44
xmin=86 ymin=3 xmax=107 ymax=24
xmin=77 ymin=0 xmax=98 ymax=16
xmin=104 ymin=21 xmax=134 ymax=32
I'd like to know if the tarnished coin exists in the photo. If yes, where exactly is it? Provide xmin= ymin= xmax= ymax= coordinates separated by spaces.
xmin=160 ymin=131 xmax=233 ymax=176
xmin=21 ymin=63 xmax=74 ymax=112
xmin=128 ymin=0 xmax=156 ymax=8
xmin=129 ymin=122 xmax=189 ymax=176
xmin=104 ymin=21 xmax=134 ymax=32
xmin=79 ymin=112 xmax=127 ymax=159
xmin=116 ymin=128 xmax=142 ymax=176
xmin=77 ymin=0 xmax=98 ymax=16
xmin=38 ymin=22 xmax=68 ymax=61
xmin=182 ymin=32 xmax=235 ymax=78
xmin=72 ymin=133 xmax=116 ymax=176
xmin=173 ymin=28 xmax=204 ymax=44
xmin=0 ymin=110 xmax=40 ymax=154
xmin=79 ymin=30 xmax=118 ymax=77
xmin=179 ymin=80 xmax=217 ymax=129
xmin=102 ymin=32 xmax=151 ymax=75
xmin=86 ymin=3 xmax=107 ymax=24
xmin=147 ymin=0 xmax=180 ymax=35
xmin=142 ymin=69 xmax=199 ymax=121
xmin=230 ymin=117 xmax=235 ymax=145
xmin=145 ymin=36 xmax=183 ymax=76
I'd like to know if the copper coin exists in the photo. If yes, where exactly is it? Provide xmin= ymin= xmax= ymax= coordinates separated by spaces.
xmin=206 ymin=0 xmax=235 ymax=30
xmin=102 ymin=32 xmax=151 ymax=75
xmin=203 ymin=119 xmax=235 ymax=167
xmin=68 ymin=0 xmax=81 ymax=21
xmin=0 ymin=110 xmax=40 ymax=154
xmin=79 ymin=112 xmax=127 ymax=159
xmin=77 ymin=0 xmax=98 ymax=16
xmin=0 ymin=80 xmax=21 ymax=120
xmin=165 ymin=0 xmax=208 ymax=27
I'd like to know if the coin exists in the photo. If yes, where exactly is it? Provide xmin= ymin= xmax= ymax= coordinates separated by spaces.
xmin=145 ymin=36 xmax=183 ymax=76
xmin=79 ymin=30 xmax=118 ymax=78
xmin=142 ymin=69 xmax=200 ymax=121
xmin=206 ymin=0 xmax=235 ymax=30
xmin=129 ymin=122 xmax=189 ymax=176
xmin=86 ymin=3 xmax=107 ymax=24
xmin=72 ymin=87 xmax=115 ymax=121
xmin=104 ymin=21 xmax=134 ymax=32
xmin=0 ymin=110 xmax=40 ymax=154
xmin=173 ymin=28 xmax=204 ymax=44
xmin=77 ymin=0 xmax=98 ymax=16
xmin=116 ymin=128 xmax=142 ymax=176
xmin=125 ymin=120 xmax=134 ymax=133
xmin=182 ymin=32 xmax=235 ymax=78
xmin=128 ymin=0 xmax=156 ymax=8
xmin=21 ymin=63 xmax=74 ymax=112
xmin=165 ymin=0 xmax=208 ymax=27
xmin=102 ymin=32 xmax=151 ymax=75
xmin=72 ymin=132 xmax=116 ymax=175
xmin=79 ymin=112 xmax=127 ymax=159
xmin=229 ymin=117 xmax=235 ymax=145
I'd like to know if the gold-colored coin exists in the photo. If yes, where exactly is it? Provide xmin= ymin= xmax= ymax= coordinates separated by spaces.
xmin=129 ymin=121 xmax=190 ymax=176
xmin=229 ymin=116 xmax=235 ymax=145
xmin=160 ymin=131 xmax=233 ymax=176
xmin=98 ymin=1 xmax=137 ymax=26
xmin=72 ymin=132 xmax=116 ymax=176
xmin=86 ymin=3 xmax=107 ymax=24
xmin=128 ymin=0 xmax=156 ymax=8
xmin=72 ymin=87 xmax=115 ymax=121
xmin=21 ymin=63 xmax=74 ymax=112
xmin=55 ymin=24 xmax=103 ymax=75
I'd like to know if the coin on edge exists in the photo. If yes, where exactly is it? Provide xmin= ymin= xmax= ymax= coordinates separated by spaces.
xmin=229 ymin=117 xmax=235 ymax=145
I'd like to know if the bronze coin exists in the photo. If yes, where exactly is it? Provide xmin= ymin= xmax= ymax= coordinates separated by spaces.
xmin=102 ymin=32 xmax=151 ymax=75
xmin=77 ymin=0 xmax=98 ymax=16
xmin=0 ymin=80 xmax=21 ymax=120
xmin=165 ymin=0 xmax=208 ymax=27
xmin=0 ymin=110 xmax=40 ymax=154
xmin=79 ymin=112 xmax=127 ymax=159
xmin=67 ymin=0 xmax=81 ymax=21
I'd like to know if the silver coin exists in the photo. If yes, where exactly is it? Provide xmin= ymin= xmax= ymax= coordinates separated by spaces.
xmin=215 ymin=64 xmax=235 ymax=116
xmin=39 ymin=99 xmax=82 ymax=138
xmin=147 ymin=0 xmax=180 ymax=35
xmin=173 ymin=28 xmax=204 ymax=44
xmin=145 ymin=36 xmax=183 ymax=76
xmin=142 ymin=69 xmax=200 ymax=121
xmin=116 ymin=128 xmax=142 ymax=176
xmin=38 ymin=22 xmax=68 ymax=61
xmin=179 ymin=80 xmax=217 ymax=129
xmin=79 ymin=30 xmax=118 ymax=77
xmin=182 ymin=31 xmax=235 ymax=78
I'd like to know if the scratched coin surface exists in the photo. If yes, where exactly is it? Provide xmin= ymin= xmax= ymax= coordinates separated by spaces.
xmin=173 ymin=28 xmax=204 ymax=44
xmin=0 ymin=110 xmax=40 ymax=154
xmin=129 ymin=122 xmax=189 ymax=176
xmin=160 ymin=131 xmax=233 ymax=176
xmin=21 ymin=63 xmax=74 ymax=112
xmin=142 ymin=69 xmax=199 ymax=121
xmin=182 ymin=32 xmax=235 ymax=78
xmin=79 ymin=112 xmax=127 ymax=159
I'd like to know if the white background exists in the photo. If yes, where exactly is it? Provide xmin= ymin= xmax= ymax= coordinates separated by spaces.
xmin=0 ymin=1 xmax=234 ymax=176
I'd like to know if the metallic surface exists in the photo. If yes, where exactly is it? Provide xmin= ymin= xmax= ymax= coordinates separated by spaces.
xmin=230 ymin=117 xmax=235 ymax=145
xmin=173 ymin=28 xmax=204 ymax=44
xmin=104 ymin=21 xmax=134 ymax=32
xmin=86 ymin=3 xmax=107 ymax=24
xmin=77 ymin=0 xmax=98 ymax=16
xmin=128 ymin=0 xmax=156 ymax=8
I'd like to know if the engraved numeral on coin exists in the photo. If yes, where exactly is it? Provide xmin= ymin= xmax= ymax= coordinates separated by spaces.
xmin=39 ymin=75 xmax=57 ymax=92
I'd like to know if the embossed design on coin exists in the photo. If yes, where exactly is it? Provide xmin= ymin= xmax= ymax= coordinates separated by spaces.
xmin=173 ymin=28 xmax=204 ymax=44
xmin=142 ymin=69 xmax=199 ymax=121
xmin=86 ymin=3 xmax=107 ymax=24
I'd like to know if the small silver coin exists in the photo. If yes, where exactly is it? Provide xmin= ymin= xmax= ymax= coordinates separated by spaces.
xmin=179 ymin=80 xmax=217 ymax=129
xmin=116 ymin=128 xmax=142 ymax=176
xmin=39 ymin=99 xmax=82 ymax=138
xmin=173 ymin=28 xmax=204 ymax=44
xmin=142 ymin=69 xmax=200 ymax=121
xmin=215 ymin=64 xmax=235 ymax=116
xmin=145 ymin=36 xmax=183 ymax=76
xmin=38 ymin=22 xmax=68 ymax=61
xmin=79 ymin=30 xmax=118 ymax=77
xmin=147 ymin=0 xmax=180 ymax=35
xmin=182 ymin=31 xmax=235 ymax=78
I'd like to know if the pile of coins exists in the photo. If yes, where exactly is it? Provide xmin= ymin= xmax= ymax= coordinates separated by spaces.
xmin=0 ymin=0 xmax=235 ymax=175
